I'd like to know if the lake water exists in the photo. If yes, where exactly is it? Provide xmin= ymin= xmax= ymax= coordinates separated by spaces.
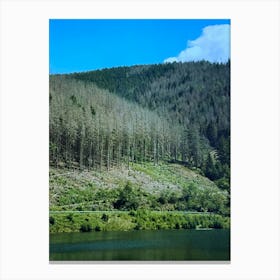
xmin=50 ymin=229 xmax=230 ymax=261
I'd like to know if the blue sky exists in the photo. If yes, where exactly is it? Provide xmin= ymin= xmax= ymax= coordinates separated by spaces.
xmin=49 ymin=19 xmax=230 ymax=74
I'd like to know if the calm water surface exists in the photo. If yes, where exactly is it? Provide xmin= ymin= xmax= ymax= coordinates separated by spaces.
xmin=50 ymin=229 xmax=230 ymax=261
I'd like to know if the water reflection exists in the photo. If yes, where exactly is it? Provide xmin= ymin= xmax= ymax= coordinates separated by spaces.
xmin=50 ymin=229 xmax=230 ymax=261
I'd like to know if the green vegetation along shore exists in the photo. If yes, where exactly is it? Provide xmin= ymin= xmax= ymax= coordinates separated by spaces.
xmin=50 ymin=162 xmax=230 ymax=233
xmin=50 ymin=210 xmax=230 ymax=233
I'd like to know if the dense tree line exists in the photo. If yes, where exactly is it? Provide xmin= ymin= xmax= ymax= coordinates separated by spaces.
xmin=50 ymin=61 xmax=230 ymax=187
xmin=71 ymin=61 xmax=230 ymax=137
xmin=50 ymin=76 xmax=209 ymax=171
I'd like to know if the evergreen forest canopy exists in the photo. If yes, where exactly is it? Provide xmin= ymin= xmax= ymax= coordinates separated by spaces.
xmin=49 ymin=61 xmax=230 ymax=189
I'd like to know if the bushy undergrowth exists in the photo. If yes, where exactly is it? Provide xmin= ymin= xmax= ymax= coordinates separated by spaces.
xmin=49 ymin=162 xmax=229 ymax=216
xmin=49 ymin=211 xmax=230 ymax=233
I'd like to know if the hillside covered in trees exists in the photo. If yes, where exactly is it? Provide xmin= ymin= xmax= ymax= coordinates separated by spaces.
xmin=49 ymin=61 xmax=230 ymax=230
xmin=50 ymin=61 xmax=230 ymax=190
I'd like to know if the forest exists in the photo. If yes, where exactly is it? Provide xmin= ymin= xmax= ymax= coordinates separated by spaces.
xmin=50 ymin=61 xmax=230 ymax=187
xmin=49 ymin=61 xmax=230 ymax=232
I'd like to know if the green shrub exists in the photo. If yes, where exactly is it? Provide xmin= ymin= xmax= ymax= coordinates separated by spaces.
xmin=134 ymin=224 xmax=141 ymax=230
xmin=66 ymin=213 xmax=74 ymax=222
xmin=113 ymin=181 xmax=141 ymax=210
xmin=182 ymin=222 xmax=190 ymax=229
xmin=175 ymin=223 xmax=180 ymax=229
xmin=95 ymin=225 xmax=101 ymax=231
xmin=80 ymin=223 xmax=92 ymax=232
xmin=101 ymin=213 xmax=109 ymax=222
xmin=129 ymin=210 xmax=136 ymax=217
xmin=212 ymin=220 xmax=223 ymax=229
xmin=49 ymin=211 xmax=230 ymax=233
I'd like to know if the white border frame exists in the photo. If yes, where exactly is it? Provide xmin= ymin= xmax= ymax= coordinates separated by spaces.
xmin=1 ymin=0 xmax=279 ymax=279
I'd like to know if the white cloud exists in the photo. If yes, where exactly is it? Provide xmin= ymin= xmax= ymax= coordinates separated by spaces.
xmin=164 ymin=24 xmax=230 ymax=64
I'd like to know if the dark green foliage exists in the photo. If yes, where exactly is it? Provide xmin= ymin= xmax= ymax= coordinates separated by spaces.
xmin=70 ymin=95 xmax=77 ymax=105
xmin=90 ymin=105 xmax=96 ymax=116
xmin=134 ymin=224 xmax=141 ymax=230
xmin=213 ymin=221 xmax=222 ymax=229
xmin=80 ymin=223 xmax=92 ymax=232
xmin=101 ymin=213 xmax=109 ymax=222
xmin=218 ymin=134 xmax=230 ymax=165
xmin=113 ymin=181 xmax=141 ymax=210
xmin=66 ymin=213 xmax=74 ymax=222
xmin=157 ymin=193 xmax=168 ymax=204
xmin=206 ymin=123 xmax=218 ymax=147
xmin=175 ymin=223 xmax=180 ymax=229
xmin=95 ymin=225 xmax=101 ymax=231
xmin=215 ymin=177 xmax=230 ymax=192
xmin=70 ymin=62 xmax=229 ymax=139
xmin=49 ymin=216 xmax=55 ymax=225
xmin=204 ymin=153 xmax=219 ymax=181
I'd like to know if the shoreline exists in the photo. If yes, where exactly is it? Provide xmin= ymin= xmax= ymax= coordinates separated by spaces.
xmin=49 ymin=210 xmax=230 ymax=233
